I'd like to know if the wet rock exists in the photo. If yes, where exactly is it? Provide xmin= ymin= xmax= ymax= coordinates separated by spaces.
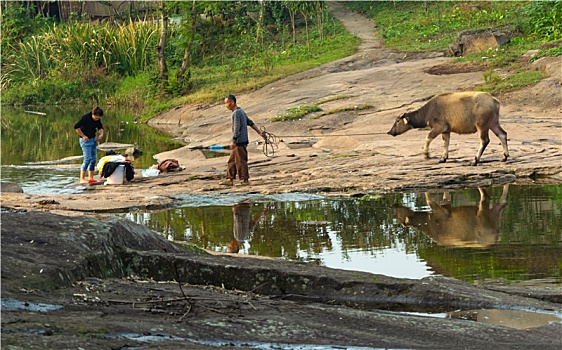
xmin=1 ymin=181 xmax=23 ymax=193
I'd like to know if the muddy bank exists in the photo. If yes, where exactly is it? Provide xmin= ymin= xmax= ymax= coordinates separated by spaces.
xmin=2 ymin=210 xmax=562 ymax=349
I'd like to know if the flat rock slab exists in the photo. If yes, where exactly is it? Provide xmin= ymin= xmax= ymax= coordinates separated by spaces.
xmin=97 ymin=142 xmax=136 ymax=151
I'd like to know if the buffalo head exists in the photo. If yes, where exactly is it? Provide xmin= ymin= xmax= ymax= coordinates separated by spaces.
xmin=387 ymin=113 xmax=413 ymax=137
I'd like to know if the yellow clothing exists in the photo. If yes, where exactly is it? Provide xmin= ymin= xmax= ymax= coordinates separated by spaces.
xmin=97 ymin=155 xmax=126 ymax=174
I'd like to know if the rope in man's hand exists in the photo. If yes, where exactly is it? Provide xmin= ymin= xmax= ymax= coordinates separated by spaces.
xmin=260 ymin=126 xmax=279 ymax=157
xmin=257 ymin=127 xmax=389 ymax=157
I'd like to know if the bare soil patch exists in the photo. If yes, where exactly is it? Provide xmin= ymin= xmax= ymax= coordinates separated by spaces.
xmin=424 ymin=62 xmax=485 ymax=75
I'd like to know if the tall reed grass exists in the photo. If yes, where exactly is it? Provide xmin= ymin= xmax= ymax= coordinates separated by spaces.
xmin=3 ymin=21 xmax=159 ymax=83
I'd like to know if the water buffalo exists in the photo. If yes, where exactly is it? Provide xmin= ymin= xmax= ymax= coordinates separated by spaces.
xmin=392 ymin=185 xmax=509 ymax=248
xmin=387 ymin=91 xmax=509 ymax=165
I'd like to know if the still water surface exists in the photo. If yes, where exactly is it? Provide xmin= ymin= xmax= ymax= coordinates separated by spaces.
xmin=123 ymin=186 xmax=562 ymax=284
xmin=2 ymin=107 xmax=561 ymax=284
xmin=1 ymin=106 xmax=183 ymax=184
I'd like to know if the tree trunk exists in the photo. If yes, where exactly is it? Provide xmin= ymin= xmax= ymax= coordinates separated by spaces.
xmin=301 ymin=10 xmax=309 ymax=52
xmin=177 ymin=0 xmax=197 ymax=87
xmin=288 ymin=5 xmax=296 ymax=44
xmin=256 ymin=0 xmax=264 ymax=44
xmin=157 ymin=1 xmax=168 ymax=85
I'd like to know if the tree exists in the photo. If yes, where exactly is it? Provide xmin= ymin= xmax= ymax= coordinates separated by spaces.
xmin=313 ymin=1 xmax=326 ymax=41
xmin=283 ymin=1 xmax=298 ymax=44
xmin=296 ymin=1 xmax=313 ymax=51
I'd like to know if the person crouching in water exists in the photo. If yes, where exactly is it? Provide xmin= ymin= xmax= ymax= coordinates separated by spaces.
xmin=74 ymin=106 xmax=104 ymax=183
xmin=221 ymin=94 xmax=264 ymax=186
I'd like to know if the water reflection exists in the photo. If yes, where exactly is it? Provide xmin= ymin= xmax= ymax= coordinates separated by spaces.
xmin=448 ymin=309 xmax=562 ymax=330
xmin=392 ymin=185 xmax=509 ymax=248
xmin=1 ymin=106 xmax=183 ymax=193
xmin=123 ymin=185 xmax=562 ymax=283
xmin=228 ymin=200 xmax=269 ymax=253
xmin=396 ymin=309 xmax=562 ymax=330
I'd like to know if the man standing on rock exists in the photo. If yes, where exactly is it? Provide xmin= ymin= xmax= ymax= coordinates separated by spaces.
xmin=221 ymin=94 xmax=264 ymax=186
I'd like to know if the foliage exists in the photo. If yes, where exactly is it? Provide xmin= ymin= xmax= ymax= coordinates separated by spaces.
xmin=2 ymin=1 xmax=358 ymax=109
xmin=5 ymin=1 xmax=558 ymax=109
xmin=3 ymin=21 xmax=159 ymax=80
xmin=523 ymin=0 xmax=562 ymax=41
xmin=0 ymin=2 xmax=53 ymax=56
xmin=531 ymin=41 xmax=562 ymax=61
xmin=346 ymin=1 xmax=528 ymax=52
xmin=345 ymin=1 xmax=561 ymax=52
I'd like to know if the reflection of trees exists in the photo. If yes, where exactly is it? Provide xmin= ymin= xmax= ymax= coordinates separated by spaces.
xmin=1 ymin=106 xmax=183 ymax=168
xmin=126 ymin=185 xmax=561 ymax=283
xmin=249 ymin=201 xmax=332 ymax=260
xmin=140 ymin=194 xmax=413 ymax=260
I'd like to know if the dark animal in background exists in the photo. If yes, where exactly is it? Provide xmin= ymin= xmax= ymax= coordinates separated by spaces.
xmin=392 ymin=185 xmax=509 ymax=248
xmin=387 ymin=91 xmax=509 ymax=165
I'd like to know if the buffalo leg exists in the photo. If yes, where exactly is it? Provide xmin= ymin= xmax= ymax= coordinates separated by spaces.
xmin=473 ymin=130 xmax=490 ymax=166
xmin=491 ymin=184 xmax=509 ymax=219
xmin=477 ymin=187 xmax=491 ymax=213
xmin=440 ymin=133 xmax=450 ymax=163
xmin=490 ymin=123 xmax=509 ymax=162
xmin=423 ymin=129 xmax=440 ymax=160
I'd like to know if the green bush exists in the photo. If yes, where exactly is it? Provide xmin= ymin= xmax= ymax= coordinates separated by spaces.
xmin=523 ymin=1 xmax=562 ymax=41
xmin=478 ymin=70 xmax=545 ymax=95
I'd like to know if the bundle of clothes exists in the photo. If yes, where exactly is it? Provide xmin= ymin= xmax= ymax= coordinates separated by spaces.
xmin=157 ymin=158 xmax=181 ymax=173
xmin=96 ymin=153 xmax=135 ymax=182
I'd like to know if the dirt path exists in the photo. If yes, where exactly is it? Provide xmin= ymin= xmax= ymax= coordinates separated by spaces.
xmin=2 ymin=2 xmax=561 ymax=213
xmin=326 ymin=1 xmax=382 ymax=51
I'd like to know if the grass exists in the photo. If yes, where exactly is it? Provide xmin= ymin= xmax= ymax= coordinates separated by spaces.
xmin=272 ymin=99 xmax=374 ymax=122
xmin=347 ymin=1 xmax=529 ymax=52
xmin=312 ymin=104 xmax=374 ymax=119
xmin=136 ymin=24 xmax=360 ymax=121
xmin=2 ymin=7 xmax=360 ymax=112
xmin=317 ymin=95 xmax=355 ymax=104
xmin=5 ymin=1 xmax=560 ymax=109
xmin=272 ymin=105 xmax=322 ymax=122
xmin=478 ymin=70 xmax=545 ymax=95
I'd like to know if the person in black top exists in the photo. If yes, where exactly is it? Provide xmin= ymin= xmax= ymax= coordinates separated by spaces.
xmin=74 ymin=106 xmax=104 ymax=183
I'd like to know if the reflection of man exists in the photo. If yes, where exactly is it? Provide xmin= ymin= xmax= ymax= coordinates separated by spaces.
xmin=227 ymin=201 xmax=267 ymax=253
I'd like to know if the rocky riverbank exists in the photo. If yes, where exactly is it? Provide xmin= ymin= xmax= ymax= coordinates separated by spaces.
xmin=2 ymin=2 xmax=561 ymax=349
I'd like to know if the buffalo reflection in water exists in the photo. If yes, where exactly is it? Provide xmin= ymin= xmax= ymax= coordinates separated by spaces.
xmin=392 ymin=185 xmax=509 ymax=248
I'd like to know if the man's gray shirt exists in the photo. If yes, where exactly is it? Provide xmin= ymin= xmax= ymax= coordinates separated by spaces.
xmin=231 ymin=107 xmax=254 ymax=145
